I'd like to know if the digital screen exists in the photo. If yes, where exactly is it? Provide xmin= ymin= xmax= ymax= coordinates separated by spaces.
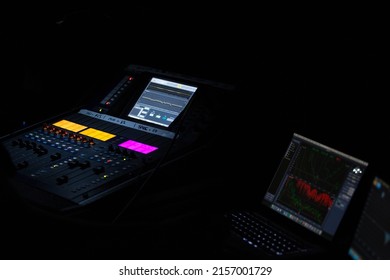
xmin=128 ymin=77 xmax=197 ymax=127
xmin=262 ymin=133 xmax=368 ymax=240
xmin=348 ymin=177 xmax=390 ymax=259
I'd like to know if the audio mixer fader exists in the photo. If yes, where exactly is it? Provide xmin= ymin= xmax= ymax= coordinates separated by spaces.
xmin=0 ymin=64 xmax=235 ymax=211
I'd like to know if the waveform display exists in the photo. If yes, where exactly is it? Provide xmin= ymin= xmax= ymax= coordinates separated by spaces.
xmin=142 ymin=96 xmax=183 ymax=108
xmin=296 ymin=178 xmax=334 ymax=208
xmin=149 ymin=84 xmax=193 ymax=99
xmin=291 ymin=146 xmax=351 ymax=194
xmin=278 ymin=176 xmax=332 ymax=224
xmin=137 ymin=89 xmax=189 ymax=114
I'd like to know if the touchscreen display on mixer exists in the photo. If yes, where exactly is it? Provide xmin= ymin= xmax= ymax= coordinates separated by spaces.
xmin=128 ymin=77 xmax=197 ymax=127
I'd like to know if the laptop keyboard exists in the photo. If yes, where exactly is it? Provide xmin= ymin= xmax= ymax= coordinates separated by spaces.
xmin=227 ymin=210 xmax=308 ymax=256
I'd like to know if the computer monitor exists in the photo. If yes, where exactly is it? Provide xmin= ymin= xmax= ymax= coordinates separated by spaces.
xmin=348 ymin=176 xmax=390 ymax=259
xmin=262 ymin=133 xmax=369 ymax=241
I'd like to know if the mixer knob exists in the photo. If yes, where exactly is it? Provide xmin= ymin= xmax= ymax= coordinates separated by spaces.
xmin=62 ymin=131 xmax=69 ymax=139
xmin=18 ymin=139 xmax=25 ymax=148
xmin=42 ymin=124 xmax=50 ymax=134
xmin=79 ymin=160 xmax=91 ymax=169
xmin=89 ymin=138 xmax=95 ymax=146
xmin=69 ymin=134 xmax=77 ymax=143
xmin=93 ymin=166 xmax=105 ymax=175
xmin=49 ymin=127 xmax=56 ymax=136
xmin=35 ymin=147 xmax=48 ymax=156
xmin=76 ymin=136 xmax=83 ymax=145
xmin=50 ymin=152 xmax=62 ymax=161
xmin=16 ymin=160 xmax=29 ymax=169
xmin=68 ymin=159 xmax=79 ymax=168
xmin=56 ymin=175 xmax=68 ymax=185
xmin=82 ymin=138 xmax=90 ymax=147
xmin=25 ymin=141 xmax=33 ymax=150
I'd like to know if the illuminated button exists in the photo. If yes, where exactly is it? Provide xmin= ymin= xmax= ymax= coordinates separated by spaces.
xmin=80 ymin=128 xmax=115 ymax=141
xmin=118 ymin=139 xmax=158 ymax=154
xmin=52 ymin=120 xmax=87 ymax=132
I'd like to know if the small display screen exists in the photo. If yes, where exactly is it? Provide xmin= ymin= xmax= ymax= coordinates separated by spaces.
xmin=348 ymin=177 xmax=390 ymax=259
xmin=127 ymin=77 xmax=197 ymax=127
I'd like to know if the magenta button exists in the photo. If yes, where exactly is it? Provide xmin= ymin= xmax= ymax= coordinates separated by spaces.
xmin=118 ymin=140 xmax=158 ymax=154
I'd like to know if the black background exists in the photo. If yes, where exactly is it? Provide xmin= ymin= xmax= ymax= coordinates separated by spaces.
xmin=1 ymin=4 xmax=387 ymax=259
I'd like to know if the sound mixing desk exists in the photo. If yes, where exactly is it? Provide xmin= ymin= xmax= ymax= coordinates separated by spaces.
xmin=0 ymin=64 xmax=235 ymax=212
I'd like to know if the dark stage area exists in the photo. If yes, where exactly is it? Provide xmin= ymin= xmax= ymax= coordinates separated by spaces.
xmin=1 ymin=5 xmax=388 ymax=260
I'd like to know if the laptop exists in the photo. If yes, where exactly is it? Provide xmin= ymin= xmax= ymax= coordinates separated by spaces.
xmin=348 ymin=176 xmax=390 ymax=259
xmin=225 ymin=133 xmax=369 ymax=259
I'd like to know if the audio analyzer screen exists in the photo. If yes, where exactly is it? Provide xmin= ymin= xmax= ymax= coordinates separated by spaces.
xmin=128 ymin=77 xmax=197 ymax=127
xmin=262 ymin=133 xmax=368 ymax=240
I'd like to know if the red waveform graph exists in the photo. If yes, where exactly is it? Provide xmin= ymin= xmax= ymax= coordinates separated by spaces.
xmin=296 ymin=179 xmax=334 ymax=208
